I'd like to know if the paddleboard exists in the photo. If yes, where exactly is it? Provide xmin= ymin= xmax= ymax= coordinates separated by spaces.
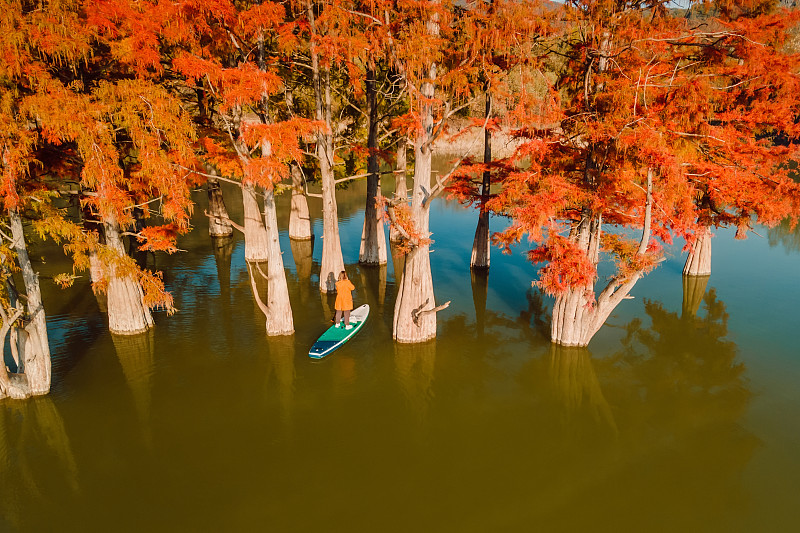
xmin=309 ymin=304 xmax=370 ymax=359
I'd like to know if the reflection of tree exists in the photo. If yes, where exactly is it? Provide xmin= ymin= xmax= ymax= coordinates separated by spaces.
xmin=620 ymin=289 xmax=745 ymax=397
xmin=358 ymin=264 xmax=386 ymax=309
xmin=682 ymin=275 xmax=710 ymax=318
xmin=767 ymin=218 xmax=800 ymax=254
xmin=547 ymin=345 xmax=618 ymax=435
xmin=517 ymin=289 xmax=550 ymax=341
xmin=0 ymin=397 xmax=78 ymax=530
xmin=394 ymin=341 xmax=436 ymax=424
xmin=471 ymin=269 xmax=488 ymax=337
xmin=265 ymin=336 xmax=296 ymax=429
xmin=604 ymin=289 xmax=757 ymax=520
xmin=112 ymin=330 xmax=155 ymax=449
xmin=211 ymin=235 xmax=234 ymax=297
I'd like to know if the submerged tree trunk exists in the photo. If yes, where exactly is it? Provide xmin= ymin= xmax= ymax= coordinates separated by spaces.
xmin=551 ymin=169 xmax=654 ymax=347
xmin=207 ymin=171 xmax=233 ymax=238
xmin=5 ymin=210 xmax=51 ymax=397
xmin=471 ymin=89 xmax=492 ymax=270
xmin=390 ymin=138 xmax=408 ymax=243
xmin=684 ymin=229 xmax=712 ymax=276
xmin=359 ymin=66 xmax=388 ymax=265
xmin=103 ymin=217 xmax=154 ymax=335
xmin=393 ymin=13 xmax=448 ymax=343
xmin=81 ymin=197 xmax=105 ymax=284
xmin=261 ymin=188 xmax=294 ymax=335
xmin=308 ymin=0 xmax=344 ymax=292
xmin=242 ymin=183 xmax=270 ymax=262
xmin=285 ymin=74 xmax=312 ymax=241
xmin=288 ymin=163 xmax=312 ymax=240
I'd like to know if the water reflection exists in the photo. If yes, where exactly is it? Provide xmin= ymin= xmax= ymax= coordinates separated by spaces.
xmin=111 ymin=330 xmax=155 ymax=449
xmin=682 ymin=274 xmax=710 ymax=318
xmin=767 ymin=218 xmax=800 ymax=254
xmin=358 ymin=264 xmax=387 ymax=309
xmin=546 ymin=345 xmax=618 ymax=435
xmin=289 ymin=236 xmax=314 ymax=283
xmin=394 ymin=341 xmax=436 ymax=424
xmin=264 ymin=336 xmax=296 ymax=430
xmin=471 ymin=269 xmax=488 ymax=337
xmin=211 ymin=235 xmax=234 ymax=297
xmin=0 ymin=397 xmax=78 ymax=531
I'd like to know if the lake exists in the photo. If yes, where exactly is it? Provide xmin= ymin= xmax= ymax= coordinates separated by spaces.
xmin=1 ymin=170 xmax=799 ymax=532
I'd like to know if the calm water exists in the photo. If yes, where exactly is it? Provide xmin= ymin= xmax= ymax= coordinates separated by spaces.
xmin=2 ymin=173 xmax=799 ymax=532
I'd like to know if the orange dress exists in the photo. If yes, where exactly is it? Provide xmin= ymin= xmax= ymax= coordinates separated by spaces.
xmin=334 ymin=279 xmax=355 ymax=311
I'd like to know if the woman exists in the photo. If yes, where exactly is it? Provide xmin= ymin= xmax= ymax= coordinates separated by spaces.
xmin=334 ymin=270 xmax=355 ymax=329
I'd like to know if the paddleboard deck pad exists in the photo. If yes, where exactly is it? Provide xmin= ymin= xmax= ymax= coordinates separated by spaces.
xmin=309 ymin=304 xmax=370 ymax=359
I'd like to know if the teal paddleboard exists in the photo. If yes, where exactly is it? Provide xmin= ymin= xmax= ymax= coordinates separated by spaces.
xmin=309 ymin=304 xmax=370 ymax=359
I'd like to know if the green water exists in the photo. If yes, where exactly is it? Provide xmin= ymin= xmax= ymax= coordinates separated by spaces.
xmin=1 ymin=177 xmax=799 ymax=532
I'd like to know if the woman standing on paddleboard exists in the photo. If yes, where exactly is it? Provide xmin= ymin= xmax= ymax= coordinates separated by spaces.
xmin=334 ymin=271 xmax=355 ymax=329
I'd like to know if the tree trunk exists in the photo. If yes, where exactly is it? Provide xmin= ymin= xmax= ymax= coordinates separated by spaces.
xmin=390 ymin=138 xmax=408 ymax=243
xmin=288 ymin=163 xmax=313 ymax=240
xmin=308 ymin=1 xmax=344 ymax=292
xmin=551 ymin=169 xmax=654 ymax=347
xmin=284 ymin=72 xmax=312 ymax=241
xmin=359 ymin=66 xmax=388 ymax=265
xmin=103 ymin=217 xmax=154 ymax=335
xmin=8 ymin=209 xmax=51 ymax=396
xmin=81 ymin=197 xmax=105 ymax=284
xmin=262 ymin=188 xmax=294 ymax=335
xmin=0 ymin=304 xmax=28 ymax=400
xmin=471 ymin=90 xmax=492 ymax=270
xmin=207 ymin=173 xmax=233 ymax=238
xmin=316 ymin=81 xmax=344 ymax=291
xmin=392 ymin=13 xmax=442 ymax=343
xmin=683 ymin=229 xmax=712 ymax=276
xmin=242 ymin=182 xmax=270 ymax=262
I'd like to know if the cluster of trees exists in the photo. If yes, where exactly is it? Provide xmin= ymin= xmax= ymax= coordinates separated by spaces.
xmin=2 ymin=0 xmax=799 ymax=400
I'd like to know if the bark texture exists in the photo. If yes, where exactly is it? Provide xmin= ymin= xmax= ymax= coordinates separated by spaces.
xmin=288 ymin=163 xmax=313 ymax=240
xmin=2 ymin=210 xmax=52 ymax=398
xmin=308 ymin=0 xmax=344 ymax=292
xmin=471 ymin=91 xmax=492 ymax=270
xmin=359 ymin=67 xmax=388 ymax=265
xmin=207 ymin=174 xmax=233 ymax=238
xmin=261 ymin=189 xmax=294 ymax=335
xmin=392 ymin=14 xmax=444 ymax=343
xmin=390 ymin=139 xmax=408 ymax=243
xmin=551 ymin=169 xmax=654 ymax=347
xmin=103 ymin=217 xmax=154 ymax=335
xmin=393 ymin=117 xmax=438 ymax=341
xmin=683 ymin=230 xmax=712 ymax=276
xmin=242 ymin=183 xmax=270 ymax=262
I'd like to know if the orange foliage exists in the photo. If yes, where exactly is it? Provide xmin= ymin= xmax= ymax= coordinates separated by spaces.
xmin=490 ymin=0 xmax=800 ymax=297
